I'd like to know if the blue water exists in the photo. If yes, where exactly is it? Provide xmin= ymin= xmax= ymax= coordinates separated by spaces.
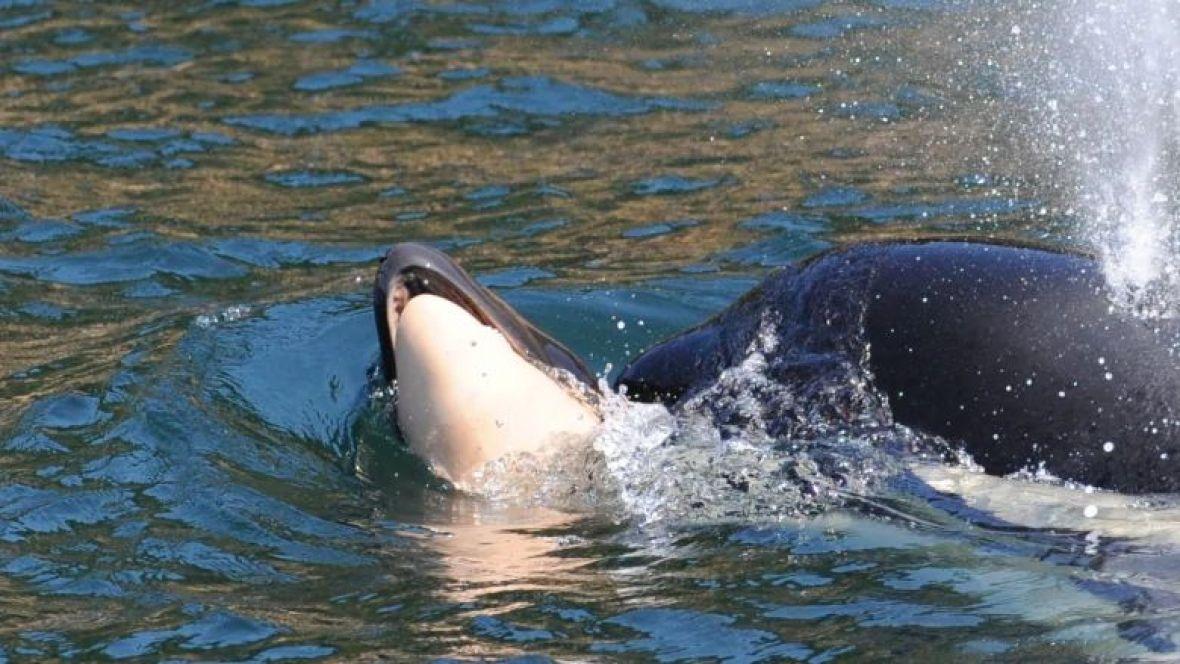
xmin=0 ymin=0 xmax=1173 ymax=661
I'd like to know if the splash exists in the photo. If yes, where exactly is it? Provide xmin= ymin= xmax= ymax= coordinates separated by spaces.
xmin=460 ymin=293 xmax=930 ymax=523
xmin=462 ymin=371 xmax=907 ymax=525
xmin=1037 ymin=1 xmax=1180 ymax=316
xmin=546 ymin=311 xmax=911 ymax=524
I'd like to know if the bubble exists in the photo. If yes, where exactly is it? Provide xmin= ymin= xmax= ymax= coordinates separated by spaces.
xmin=1083 ymin=504 xmax=1098 ymax=518
xmin=1103 ymin=441 xmax=1114 ymax=452
xmin=616 ymin=320 xmax=626 ymax=330
xmin=223 ymin=305 xmax=250 ymax=322
xmin=195 ymin=304 xmax=252 ymax=328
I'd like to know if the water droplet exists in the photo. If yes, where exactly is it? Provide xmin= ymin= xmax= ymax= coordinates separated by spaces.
xmin=1103 ymin=441 xmax=1114 ymax=453
xmin=1083 ymin=504 xmax=1098 ymax=518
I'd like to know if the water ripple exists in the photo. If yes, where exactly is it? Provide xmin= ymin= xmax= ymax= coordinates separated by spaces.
xmin=13 ymin=45 xmax=192 ymax=76
xmin=224 ymin=76 xmax=711 ymax=136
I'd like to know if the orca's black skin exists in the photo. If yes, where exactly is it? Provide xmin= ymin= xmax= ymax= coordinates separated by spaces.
xmin=617 ymin=240 xmax=1180 ymax=494
xmin=374 ymin=242 xmax=598 ymax=389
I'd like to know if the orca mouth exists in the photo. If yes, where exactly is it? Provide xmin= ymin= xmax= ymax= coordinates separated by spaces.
xmin=373 ymin=242 xmax=599 ymax=390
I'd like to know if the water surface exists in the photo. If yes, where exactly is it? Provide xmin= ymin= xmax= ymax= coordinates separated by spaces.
xmin=1 ymin=0 xmax=1175 ymax=661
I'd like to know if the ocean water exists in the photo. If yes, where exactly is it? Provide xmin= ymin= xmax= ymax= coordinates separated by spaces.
xmin=2 ymin=0 xmax=1179 ymax=661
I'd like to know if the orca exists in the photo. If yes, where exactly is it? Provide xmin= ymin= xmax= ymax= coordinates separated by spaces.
xmin=617 ymin=240 xmax=1180 ymax=494
xmin=373 ymin=243 xmax=599 ymax=483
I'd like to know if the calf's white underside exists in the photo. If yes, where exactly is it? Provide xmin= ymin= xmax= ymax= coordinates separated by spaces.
xmin=393 ymin=293 xmax=599 ymax=484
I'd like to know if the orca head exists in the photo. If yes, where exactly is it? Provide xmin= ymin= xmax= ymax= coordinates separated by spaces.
xmin=373 ymin=242 xmax=598 ymax=389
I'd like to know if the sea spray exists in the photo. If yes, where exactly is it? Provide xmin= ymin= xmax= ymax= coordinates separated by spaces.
xmin=1029 ymin=0 xmax=1180 ymax=315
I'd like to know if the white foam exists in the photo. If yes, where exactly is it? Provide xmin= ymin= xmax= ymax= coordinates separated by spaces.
xmin=195 ymin=304 xmax=252 ymax=328
xmin=590 ymin=382 xmax=681 ymax=521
